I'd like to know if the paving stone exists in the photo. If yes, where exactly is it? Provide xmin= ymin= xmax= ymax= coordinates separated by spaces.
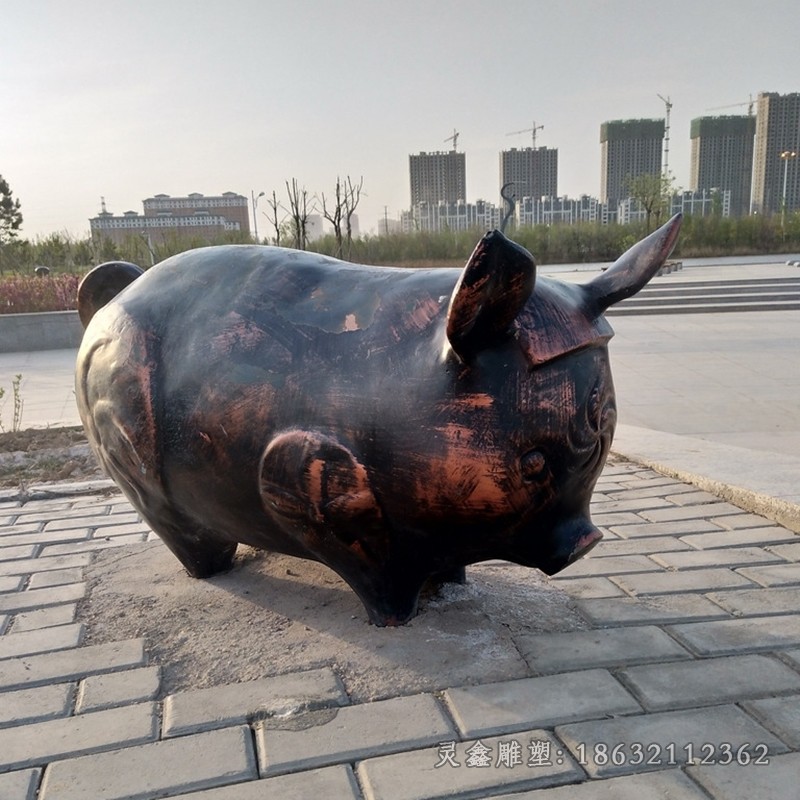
xmin=680 ymin=527 xmax=797 ymax=549
xmin=0 ymin=582 xmax=86 ymax=614
xmin=444 ymin=669 xmax=640 ymax=738
xmin=688 ymin=751 xmax=800 ymax=800
xmin=38 ymin=725 xmax=256 ymax=800
xmin=0 ymin=768 xmax=41 ymax=800
xmin=650 ymin=547 xmax=782 ymax=571
xmin=640 ymin=503 xmax=747 ymax=523
xmin=0 ymin=622 xmax=83 ymax=661
xmin=590 ymin=497 xmax=674 ymax=513
xmin=27 ymin=568 xmax=86 ymax=589
xmin=0 ymin=544 xmax=37 ymax=562
xmin=0 ymin=575 xmax=23 ymax=592
xmin=0 ymin=552 xmax=92 ymax=577
xmin=165 ymin=765 xmax=360 ymax=799
xmin=575 ymin=594 xmax=729 ymax=626
xmin=43 ymin=515 xmax=118 ymax=532
xmin=0 ymin=701 xmax=157 ymax=772
xmin=612 ymin=568 xmax=755 ymax=595
xmin=0 ymin=638 xmax=146 ymax=690
xmin=592 ymin=512 xmax=645 ymax=527
xmin=592 ymin=482 xmax=625 ymax=492
xmin=72 ymin=496 xmax=128 ymax=510
xmin=663 ymin=490 xmax=725 ymax=506
xmin=492 ymin=769 xmax=709 ymax=799
xmin=356 ymin=730 xmax=582 ymax=800
xmin=516 ymin=625 xmax=690 ymax=674
xmin=620 ymin=654 xmax=800 ymax=711
xmin=617 ymin=476 xmax=683 ymax=489
xmin=605 ymin=483 xmax=700 ymax=500
xmin=11 ymin=603 xmax=77 ymax=633
xmin=17 ymin=506 xmax=107 ymax=524
xmin=88 ymin=513 xmax=142 ymax=532
xmin=737 ymin=563 xmax=800 ymax=587
xmin=610 ymin=520 xmax=722 ymax=538
xmin=556 ymin=555 xmax=660 ymax=578
xmin=742 ymin=695 xmax=800 ymax=749
xmin=0 ymin=614 xmax=7 ymax=634
xmin=88 ymin=522 xmax=150 ymax=537
xmin=76 ymin=665 xmax=161 ymax=713
xmin=588 ymin=536 xmax=692 ymax=557
xmin=668 ymin=614 xmax=800 ymax=655
xmin=768 ymin=542 xmax=800 ymax=561
xmin=556 ymin=705 xmax=786 ymax=779
xmin=0 ymin=521 xmax=41 ymax=535
xmin=781 ymin=649 xmax=800 ymax=670
xmin=548 ymin=577 xmax=627 ymax=598
xmin=711 ymin=513 xmax=778 ymax=530
xmin=39 ymin=536 xmax=144 ymax=557
xmin=0 ymin=683 xmax=74 ymax=728
xmin=1 ymin=529 xmax=91 ymax=548
xmin=12 ymin=501 xmax=77 ymax=519
xmin=257 ymin=694 xmax=454 ymax=776
xmin=707 ymin=587 xmax=800 ymax=617
xmin=164 ymin=668 xmax=346 ymax=736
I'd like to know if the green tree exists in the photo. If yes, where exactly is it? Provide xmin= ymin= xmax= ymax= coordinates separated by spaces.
xmin=626 ymin=173 xmax=673 ymax=231
xmin=0 ymin=175 xmax=24 ymax=275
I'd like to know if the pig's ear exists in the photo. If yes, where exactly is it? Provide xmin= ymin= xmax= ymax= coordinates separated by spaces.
xmin=446 ymin=230 xmax=535 ymax=361
xmin=259 ymin=430 xmax=382 ymax=533
xmin=585 ymin=214 xmax=682 ymax=314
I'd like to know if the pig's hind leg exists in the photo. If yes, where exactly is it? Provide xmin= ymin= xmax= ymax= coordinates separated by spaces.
xmin=139 ymin=505 xmax=238 ymax=579
xmin=85 ymin=398 xmax=238 ymax=579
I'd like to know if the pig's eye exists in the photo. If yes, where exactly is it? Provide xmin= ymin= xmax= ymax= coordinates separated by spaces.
xmin=520 ymin=449 xmax=547 ymax=481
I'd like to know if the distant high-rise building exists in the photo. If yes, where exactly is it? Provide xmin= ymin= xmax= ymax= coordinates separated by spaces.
xmin=751 ymin=92 xmax=800 ymax=214
xmin=690 ymin=116 xmax=755 ymax=217
xmin=409 ymin=151 xmax=466 ymax=206
xmin=499 ymin=147 xmax=558 ymax=204
xmin=600 ymin=119 xmax=665 ymax=205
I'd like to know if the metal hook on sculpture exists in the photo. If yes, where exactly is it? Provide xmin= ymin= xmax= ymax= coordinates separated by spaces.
xmin=500 ymin=182 xmax=516 ymax=233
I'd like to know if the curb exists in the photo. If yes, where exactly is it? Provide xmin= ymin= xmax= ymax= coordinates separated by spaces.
xmin=612 ymin=424 xmax=800 ymax=535
xmin=611 ymin=451 xmax=800 ymax=535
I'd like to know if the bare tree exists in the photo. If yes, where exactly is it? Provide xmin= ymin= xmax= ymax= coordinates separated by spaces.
xmin=320 ymin=177 xmax=345 ymax=258
xmin=285 ymin=179 xmax=313 ymax=250
xmin=342 ymin=175 xmax=363 ymax=259
xmin=263 ymin=190 xmax=286 ymax=246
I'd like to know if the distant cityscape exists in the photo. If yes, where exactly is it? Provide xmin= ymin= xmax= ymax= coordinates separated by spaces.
xmin=89 ymin=90 xmax=800 ymax=245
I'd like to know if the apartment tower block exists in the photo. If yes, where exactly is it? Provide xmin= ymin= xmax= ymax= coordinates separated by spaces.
xmin=751 ymin=92 xmax=800 ymax=214
xmin=600 ymin=119 xmax=665 ymax=205
xmin=409 ymin=151 xmax=466 ymax=206
xmin=499 ymin=147 xmax=558 ymax=204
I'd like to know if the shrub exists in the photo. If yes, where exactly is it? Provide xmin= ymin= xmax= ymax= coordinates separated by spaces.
xmin=0 ymin=273 xmax=81 ymax=314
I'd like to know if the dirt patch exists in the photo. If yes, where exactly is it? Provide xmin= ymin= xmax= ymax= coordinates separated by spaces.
xmin=79 ymin=541 xmax=588 ymax=702
xmin=0 ymin=425 xmax=104 ymax=488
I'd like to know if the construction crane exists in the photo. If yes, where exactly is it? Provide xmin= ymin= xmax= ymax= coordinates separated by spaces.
xmin=706 ymin=95 xmax=755 ymax=116
xmin=506 ymin=121 xmax=545 ymax=149
xmin=444 ymin=129 xmax=460 ymax=152
xmin=657 ymin=94 xmax=673 ymax=179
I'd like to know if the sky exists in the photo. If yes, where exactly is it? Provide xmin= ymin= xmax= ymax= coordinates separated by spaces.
xmin=2 ymin=0 xmax=799 ymax=240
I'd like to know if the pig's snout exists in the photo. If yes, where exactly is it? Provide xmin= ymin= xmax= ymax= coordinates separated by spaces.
xmin=537 ymin=516 xmax=603 ymax=576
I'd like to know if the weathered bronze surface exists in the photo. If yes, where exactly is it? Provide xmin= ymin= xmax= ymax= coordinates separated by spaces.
xmin=75 ymin=215 xmax=681 ymax=625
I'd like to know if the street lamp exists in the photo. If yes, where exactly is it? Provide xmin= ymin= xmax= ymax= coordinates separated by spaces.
xmin=780 ymin=150 xmax=797 ymax=227
xmin=251 ymin=190 xmax=265 ymax=242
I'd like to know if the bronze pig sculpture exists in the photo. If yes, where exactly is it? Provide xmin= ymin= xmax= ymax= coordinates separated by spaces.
xmin=76 ymin=214 xmax=681 ymax=625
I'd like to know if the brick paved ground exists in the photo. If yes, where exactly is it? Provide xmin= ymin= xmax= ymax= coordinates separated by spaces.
xmin=1 ymin=460 xmax=799 ymax=799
